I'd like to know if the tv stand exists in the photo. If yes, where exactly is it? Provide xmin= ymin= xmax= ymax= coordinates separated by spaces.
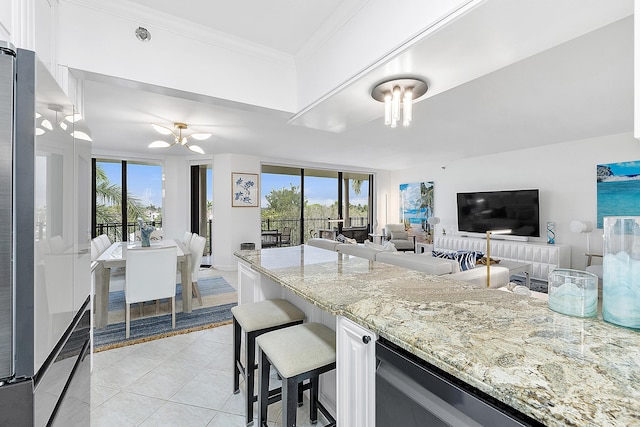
xmin=435 ymin=236 xmax=570 ymax=282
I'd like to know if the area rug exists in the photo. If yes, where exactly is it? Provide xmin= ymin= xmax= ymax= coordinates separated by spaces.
xmin=94 ymin=275 xmax=237 ymax=351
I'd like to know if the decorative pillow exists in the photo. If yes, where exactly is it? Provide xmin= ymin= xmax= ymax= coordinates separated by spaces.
xmin=456 ymin=251 xmax=478 ymax=271
xmin=336 ymin=234 xmax=357 ymax=244
xmin=390 ymin=231 xmax=408 ymax=240
xmin=432 ymin=250 xmax=482 ymax=271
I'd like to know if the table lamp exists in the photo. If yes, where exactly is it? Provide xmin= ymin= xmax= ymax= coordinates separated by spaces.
xmin=570 ymin=220 xmax=594 ymax=254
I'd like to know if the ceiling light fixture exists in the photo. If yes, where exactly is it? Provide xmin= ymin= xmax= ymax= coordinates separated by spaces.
xmin=371 ymin=78 xmax=428 ymax=128
xmin=36 ymin=105 xmax=92 ymax=141
xmin=149 ymin=122 xmax=210 ymax=154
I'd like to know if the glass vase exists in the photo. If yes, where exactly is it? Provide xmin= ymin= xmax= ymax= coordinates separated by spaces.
xmin=602 ymin=216 xmax=640 ymax=330
xmin=546 ymin=222 xmax=555 ymax=245
xmin=548 ymin=269 xmax=598 ymax=318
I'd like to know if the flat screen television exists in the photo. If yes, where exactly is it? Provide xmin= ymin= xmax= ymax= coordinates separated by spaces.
xmin=456 ymin=189 xmax=540 ymax=237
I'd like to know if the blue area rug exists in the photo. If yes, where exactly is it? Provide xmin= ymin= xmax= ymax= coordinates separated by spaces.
xmin=94 ymin=276 xmax=237 ymax=350
xmin=106 ymin=276 xmax=236 ymax=312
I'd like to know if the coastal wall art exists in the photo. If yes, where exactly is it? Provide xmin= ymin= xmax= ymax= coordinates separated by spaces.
xmin=399 ymin=181 xmax=434 ymax=234
xmin=232 ymin=172 xmax=259 ymax=207
xmin=597 ymin=160 xmax=640 ymax=228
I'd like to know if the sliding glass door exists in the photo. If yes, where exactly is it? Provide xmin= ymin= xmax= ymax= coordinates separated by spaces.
xmin=261 ymin=166 xmax=302 ymax=246
xmin=260 ymin=165 xmax=372 ymax=246
xmin=190 ymin=164 xmax=213 ymax=258
xmin=92 ymin=159 xmax=163 ymax=242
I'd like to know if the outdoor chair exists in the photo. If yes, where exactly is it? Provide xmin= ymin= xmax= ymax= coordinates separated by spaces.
xmin=281 ymin=226 xmax=292 ymax=246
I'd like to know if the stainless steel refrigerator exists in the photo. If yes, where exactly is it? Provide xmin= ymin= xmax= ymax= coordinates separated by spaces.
xmin=0 ymin=41 xmax=91 ymax=426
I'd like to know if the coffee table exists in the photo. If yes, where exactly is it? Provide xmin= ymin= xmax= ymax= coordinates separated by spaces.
xmin=496 ymin=260 xmax=532 ymax=288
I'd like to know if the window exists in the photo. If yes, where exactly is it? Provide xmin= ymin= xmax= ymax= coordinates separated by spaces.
xmin=93 ymin=159 xmax=163 ymax=242
xmin=261 ymin=165 xmax=373 ymax=245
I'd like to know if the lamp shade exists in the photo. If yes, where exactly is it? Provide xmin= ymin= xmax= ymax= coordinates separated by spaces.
xmin=570 ymin=220 xmax=593 ymax=234
xmin=427 ymin=216 xmax=441 ymax=226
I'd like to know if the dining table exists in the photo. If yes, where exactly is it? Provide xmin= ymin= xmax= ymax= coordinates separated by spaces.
xmin=94 ymin=239 xmax=192 ymax=329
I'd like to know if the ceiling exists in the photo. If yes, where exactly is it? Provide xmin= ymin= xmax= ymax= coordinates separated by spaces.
xmin=82 ymin=1 xmax=635 ymax=171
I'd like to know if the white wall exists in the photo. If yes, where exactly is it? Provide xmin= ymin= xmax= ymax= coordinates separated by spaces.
xmin=57 ymin=1 xmax=297 ymax=113
xmin=386 ymin=132 xmax=640 ymax=270
xmin=212 ymin=154 xmax=261 ymax=270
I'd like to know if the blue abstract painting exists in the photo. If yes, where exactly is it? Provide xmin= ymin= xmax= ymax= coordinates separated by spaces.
xmin=399 ymin=181 xmax=434 ymax=227
xmin=597 ymin=161 xmax=640 ymax=228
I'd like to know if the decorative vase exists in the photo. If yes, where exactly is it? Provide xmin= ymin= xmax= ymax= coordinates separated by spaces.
xmin=546 ymin=222 xmax=555 ymax=244
xmin=141 ymin=229 xmax=151 ymax=247
xmin=138 ymin=217 xmax=154 ymax=248
xmin=602 ymin=216 xmax=640 ymax=330
xmin=548 ymin=269 xmax=598 ymax=318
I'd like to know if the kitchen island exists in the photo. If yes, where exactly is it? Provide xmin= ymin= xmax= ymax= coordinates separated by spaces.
xmin=235 ymin=245 xmax=640 ymax=427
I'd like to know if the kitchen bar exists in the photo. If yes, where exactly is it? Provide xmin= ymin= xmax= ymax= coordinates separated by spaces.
xmin=236 ymin=244 xmax=640 ymax=427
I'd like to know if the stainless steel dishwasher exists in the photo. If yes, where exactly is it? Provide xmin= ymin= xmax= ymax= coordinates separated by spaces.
xmin=376 ymin=338 xmax=544 ymax=427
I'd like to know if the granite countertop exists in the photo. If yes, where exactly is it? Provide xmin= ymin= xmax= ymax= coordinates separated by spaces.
xmin=235 ymin=245 xmax=640 ymax=427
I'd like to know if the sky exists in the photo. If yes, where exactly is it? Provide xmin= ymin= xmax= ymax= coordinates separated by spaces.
xmin=261 ymin=173 xmax=369 ymax=208
xmin=99 ymin=163 xmax=365 ymax=208
xmin=601 ymin=160 xmax=640 ymax=176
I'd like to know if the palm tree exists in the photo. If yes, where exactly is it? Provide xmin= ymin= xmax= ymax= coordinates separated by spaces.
xmin=95 ymin=164 xmax=146 ymax=238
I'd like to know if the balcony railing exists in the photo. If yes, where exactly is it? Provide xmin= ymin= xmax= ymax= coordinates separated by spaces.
xmin=95 ymin=220 xmax=213 ymax=255
xmin=261 ymin=217 xmax=368 ymax=247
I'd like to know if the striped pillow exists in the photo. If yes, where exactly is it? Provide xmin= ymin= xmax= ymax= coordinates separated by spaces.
xmin=432 ymin=250 xmax=482 ymax=271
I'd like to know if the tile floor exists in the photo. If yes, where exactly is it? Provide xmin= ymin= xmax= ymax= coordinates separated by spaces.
xmin=90 ymin=269 xmax=330 ymax=426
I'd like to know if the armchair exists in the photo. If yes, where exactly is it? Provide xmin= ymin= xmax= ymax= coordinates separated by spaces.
xmin=384 ymin=223 xmax=416 ymax=252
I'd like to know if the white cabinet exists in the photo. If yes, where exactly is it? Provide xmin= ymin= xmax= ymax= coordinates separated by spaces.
xmin=435 ymin=236 xmax=570 ymax=281
xmin=336 ymin=316 xmax=376 ymax=427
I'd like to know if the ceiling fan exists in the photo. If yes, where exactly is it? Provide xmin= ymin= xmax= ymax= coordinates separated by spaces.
xmin=148 ymin=122 xmax=211 ymax=154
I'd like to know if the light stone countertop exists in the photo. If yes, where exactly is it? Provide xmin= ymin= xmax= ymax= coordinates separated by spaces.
xmin=235 ymin=245 xmax=640 ymax=427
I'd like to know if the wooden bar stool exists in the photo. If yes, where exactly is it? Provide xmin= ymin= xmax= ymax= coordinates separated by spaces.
xmin=256 ymin=322 xmax=337 ymax=427
xmin=232 ymin=299 xmax=305 ymax=426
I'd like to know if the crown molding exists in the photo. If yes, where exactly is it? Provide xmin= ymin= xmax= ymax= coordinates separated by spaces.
xmin=295 ymin=0 xmax=369 ymax=64
xmin=60 ymin=0 xmax=295 ymax=68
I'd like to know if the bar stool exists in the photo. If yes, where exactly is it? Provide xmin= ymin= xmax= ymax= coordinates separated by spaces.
xmin=256 ymin=322 xmax=337 ymax=427
xmin=232 ymin=299 xmax=306 ymax=426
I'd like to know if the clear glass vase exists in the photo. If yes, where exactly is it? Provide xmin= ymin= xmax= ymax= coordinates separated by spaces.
xmin=602 ymin=216 xmax=640 ymax=329
xmin=548 ymin=269 xmax=598 ymax=318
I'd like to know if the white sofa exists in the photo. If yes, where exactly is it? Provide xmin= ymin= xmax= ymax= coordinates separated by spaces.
xmin=335 ymin=243 xmax=380 ymax=260
xmin=327 ymin=242 xmax=510 ymax=288
xmin=307 ymin=238 xmax=340 ymax=251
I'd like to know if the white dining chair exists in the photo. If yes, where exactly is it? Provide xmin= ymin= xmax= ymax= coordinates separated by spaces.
xmin=93 ymin=236 xmax=106 ymax=255
xmin=182 ymin=231 xmax=193 ymax=247
xmin=125 ymin=246 xmax=178 ymax=338
xmin=189 ymin=235 xmax=207 ymax=306
xmin=98 ymin=234 xmax=111 ymax=251
xmin=90 ymin=239 xmax=99 ymax=262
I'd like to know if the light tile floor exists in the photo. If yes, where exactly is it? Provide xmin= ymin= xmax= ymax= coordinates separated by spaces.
xmin=90 ymin=269 xmax=330 ymax=427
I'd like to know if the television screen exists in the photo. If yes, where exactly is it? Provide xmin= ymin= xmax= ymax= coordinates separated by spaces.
xmin=456 ymin=189 xmax=540 ymax=237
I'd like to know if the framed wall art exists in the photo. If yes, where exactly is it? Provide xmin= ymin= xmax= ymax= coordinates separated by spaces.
xmin=597 ymin=160 xmax=640 ymax=228
xmin=232 ymin=172 xmax=259 ymax=207
xmin=399 ymin=181 xmax=434 ymax=243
